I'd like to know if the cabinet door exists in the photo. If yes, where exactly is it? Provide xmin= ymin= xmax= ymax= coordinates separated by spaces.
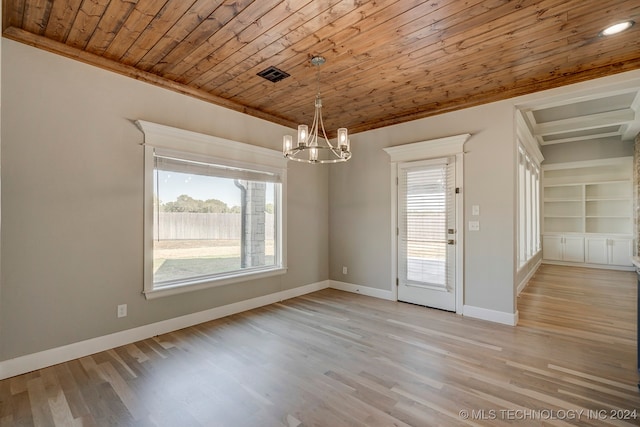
xmin=585 ymin=238 xmax=608 ymax=265
xmin=609 ymin=238 xmax=633 ymax=266
xmin=563 ymin=236 xmax=585 ymax=262
xmin=542 ymin=235 xmax=563 ymax=261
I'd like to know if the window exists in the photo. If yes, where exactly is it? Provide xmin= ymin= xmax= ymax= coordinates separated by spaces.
xmin=518 ymin=144 xmax=541 ymax=267
xmin=138 ymin=121 xmax=287 ymax=298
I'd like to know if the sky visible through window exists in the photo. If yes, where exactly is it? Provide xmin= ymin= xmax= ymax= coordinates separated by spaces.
xmin=156 ymin=170 xmax=275 ymax=208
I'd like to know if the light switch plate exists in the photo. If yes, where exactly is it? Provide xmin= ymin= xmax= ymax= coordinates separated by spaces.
xmin=468 ymin=221 xmax=480 ymax=231
xmin=472 ymin=205 xmax=480 ymax=216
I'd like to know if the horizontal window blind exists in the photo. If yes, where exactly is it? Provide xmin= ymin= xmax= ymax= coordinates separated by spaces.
xmin=399 ymin=158 xmax=454 ymax=289
xmin=155 ymin=154 xmax=282 ymax=183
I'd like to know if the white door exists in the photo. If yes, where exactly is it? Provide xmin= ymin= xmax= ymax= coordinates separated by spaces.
xmin=397 ymin=157 xmax=456 ymax=311
xmin=585 ymin=237 xmax=608 ymax=264
xmin=563 ymin=236 xmax=585 ymax=262
xmin=609 ymin=238 xmax=632 ymax=266
xmin=542 ymin=235 xmax=563 ymax=261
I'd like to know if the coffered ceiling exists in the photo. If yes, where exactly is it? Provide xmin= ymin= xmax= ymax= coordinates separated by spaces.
xmin=520 ymin=88 xmax=640 ymax=147
xmin=3 ymin=0 xmax=640 ymax=136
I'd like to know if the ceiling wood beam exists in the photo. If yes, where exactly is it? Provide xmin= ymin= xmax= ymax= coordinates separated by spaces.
xmin=534 ymin=109 xmax=636 ymax=136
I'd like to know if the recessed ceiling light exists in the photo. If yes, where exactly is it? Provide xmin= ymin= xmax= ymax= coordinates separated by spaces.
xmin=600 ymin=20 xmax=635 ymax=36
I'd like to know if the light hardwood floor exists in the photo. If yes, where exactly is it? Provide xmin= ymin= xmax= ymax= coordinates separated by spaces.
xmin=1 ymin=264 xmax=638 ymax=426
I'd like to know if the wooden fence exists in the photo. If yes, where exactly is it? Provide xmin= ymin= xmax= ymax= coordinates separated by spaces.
xmin=155 ymin=212 xmax=274 ymax=240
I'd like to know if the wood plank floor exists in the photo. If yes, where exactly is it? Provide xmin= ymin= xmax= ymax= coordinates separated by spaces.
xmin=1 ymin=264 xmax=638 ymax=426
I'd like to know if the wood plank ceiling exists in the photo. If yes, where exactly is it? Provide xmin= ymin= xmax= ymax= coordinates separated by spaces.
xmin=3 ymin=0 xmax=640 ymax=136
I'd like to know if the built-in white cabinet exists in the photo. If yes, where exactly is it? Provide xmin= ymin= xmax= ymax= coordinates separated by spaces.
xmin=543 ymin=235 xmax=584 ymax=263
xmin=542 ymin=157 xmax=634 ymax=270
xmin=585 ymin=237 xmax=633 ymax=267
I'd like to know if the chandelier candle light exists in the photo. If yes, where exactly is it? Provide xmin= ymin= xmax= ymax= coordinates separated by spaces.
xmin=283 ymin=56 xmax=351 ymax=163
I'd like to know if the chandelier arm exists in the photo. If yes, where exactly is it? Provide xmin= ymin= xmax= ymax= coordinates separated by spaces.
xmin=317 ymin=104 xmax=335 ymax=149
xmin=317 ymin=107 xmax=345 ymax=157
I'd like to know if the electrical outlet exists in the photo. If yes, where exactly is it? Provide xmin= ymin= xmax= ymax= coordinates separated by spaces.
xmin=117 ymin=304 xmax=127 ymax=318
xmin=468 ymin=221 xmax=480 ymax=231
xmin=342 ymin=266 xmax=348 ymax=274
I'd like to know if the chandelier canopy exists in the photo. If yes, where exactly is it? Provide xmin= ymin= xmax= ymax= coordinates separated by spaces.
xmin=283 ymin=56 xmax=351 ymax=164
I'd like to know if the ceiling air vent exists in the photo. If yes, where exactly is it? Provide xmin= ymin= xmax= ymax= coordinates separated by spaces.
xmin=257 ymin=66 xmax=290 ymax=83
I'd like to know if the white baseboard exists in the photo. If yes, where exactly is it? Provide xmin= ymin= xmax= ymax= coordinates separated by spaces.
xmin=541 ymin=260 xmax=635 ymax=271
xmin=330 ymin=281 xmax=520 ymax=327
xmin=463 ymin=304 xmax=518 ymax=326
xmin=0 ymin=281 xmax=329 ymax=380
xmin=517 ymin=259 xmax=542 ymax=295
xmin=330 ymin=280 xmax=395 ymax=301
xmin=330 ymin=282 xmax=520 ymax=327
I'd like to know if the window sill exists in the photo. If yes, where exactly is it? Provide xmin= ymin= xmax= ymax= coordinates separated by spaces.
xmin=143 ymin=266 xmax=287 ymax=299
xmin=517 ymin=249 xmax=542 ymax=272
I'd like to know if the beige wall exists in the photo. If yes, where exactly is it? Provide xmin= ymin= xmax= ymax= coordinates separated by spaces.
xmin=3 ymin=36 xmax=640 ymax=362
xmin=329 ymin=102 xmax=518 ymax=314
xmin=328 ymin=68 xmax=640 ymax=318
xmin=0 ymin=39 xmax=329 ymax=360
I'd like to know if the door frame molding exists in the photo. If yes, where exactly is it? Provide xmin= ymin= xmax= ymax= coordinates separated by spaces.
xmin=384 ymin=134 xmax=470 ymax=314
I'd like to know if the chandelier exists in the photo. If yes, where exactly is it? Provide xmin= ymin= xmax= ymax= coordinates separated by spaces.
xmin=282 ymin=56 xmax=351 ymax=163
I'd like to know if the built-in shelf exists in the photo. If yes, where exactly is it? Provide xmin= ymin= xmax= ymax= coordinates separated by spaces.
xmin=585 ymin=198 xmax=629 ymax=201
xmin=542 ymin=157 xmax=633 ymax=269
xmin=543 ymin=159 xmax=631 ymax=186
xmin=542 ymin=158 xmax=632 ymax=235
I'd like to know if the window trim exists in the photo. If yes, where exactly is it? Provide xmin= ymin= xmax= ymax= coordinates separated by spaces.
xmin=517 ymin=147 xmax=541 ymax=268
xmin=515 ymin=111 xmax=543 ymax=270
xmin=137 ymin=120 xmax=287 ymax=299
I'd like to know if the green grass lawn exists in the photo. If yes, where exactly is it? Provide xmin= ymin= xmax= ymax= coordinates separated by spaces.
xmin=154 ymin=256 xmax=275 ymax=284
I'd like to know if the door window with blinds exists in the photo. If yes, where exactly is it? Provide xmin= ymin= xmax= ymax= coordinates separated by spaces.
xmin=398 ymin=158 xmax=456 ymax=291
xmin=147 ymin=148 xmax=284 ymax=296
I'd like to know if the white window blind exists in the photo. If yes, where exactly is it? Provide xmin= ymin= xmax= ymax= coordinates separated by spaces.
xmin=154 ymin=154 xmax=282 ymax=184
xmin=399 ymin=158 xmax=455 ymax=290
